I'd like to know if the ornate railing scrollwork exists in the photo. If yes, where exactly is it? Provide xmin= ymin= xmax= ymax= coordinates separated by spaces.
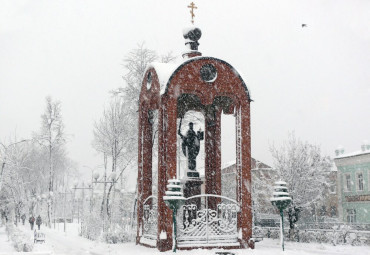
xmin=142 ymin=196 xmax=157 ymax=238
xmin=177 ymin=195 xmax=240 ymax=245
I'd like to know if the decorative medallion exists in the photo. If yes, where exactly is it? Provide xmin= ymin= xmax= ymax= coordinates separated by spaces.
xmin=200 ymin=64 xmax=217 ymax=82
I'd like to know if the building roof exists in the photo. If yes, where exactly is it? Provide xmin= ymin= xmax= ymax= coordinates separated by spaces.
xmin=221 ymin=158 xmax=273 ymax=174
xmin=334 ymin=150 xmax=370 ymax=160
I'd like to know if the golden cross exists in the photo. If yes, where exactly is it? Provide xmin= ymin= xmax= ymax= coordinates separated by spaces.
xmin=187 ymin=2 xmax=197 ymax=24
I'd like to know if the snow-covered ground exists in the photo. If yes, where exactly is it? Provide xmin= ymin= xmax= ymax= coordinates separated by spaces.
xmin=1 ymin=223 xmax=369 ymax=255
xmin=0 ymin=225 xmax=15 ymax=253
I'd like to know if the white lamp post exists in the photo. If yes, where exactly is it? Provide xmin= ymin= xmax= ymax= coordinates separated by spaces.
xmin=270 ymin=181 xmax=292 ymax=251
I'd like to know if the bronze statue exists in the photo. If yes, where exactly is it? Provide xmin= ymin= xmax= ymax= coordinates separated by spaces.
xmin=178 ymin=120 xmax=204 ymax=171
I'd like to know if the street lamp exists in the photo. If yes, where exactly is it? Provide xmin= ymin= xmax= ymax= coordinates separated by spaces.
xmin=83 ymin=165 xmax=102 ymax=212
xmin=93 ymin=171 xmax=99 ymax=182
xmin=72 ymin=180 xmax=92 ymax=223
xmin=164 ymin=179 xmax=185 ymax=252
xmin=92 ymin=171 xmax=118 ymax=232
xmin=57 ymin=187 xmax=72 ymax=233
xmin=270 ymin=181 xmax=292 ymax=251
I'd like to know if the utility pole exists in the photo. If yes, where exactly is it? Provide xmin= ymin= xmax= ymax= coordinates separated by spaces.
xmin=58 ymin=190 xmax=71 ymax=233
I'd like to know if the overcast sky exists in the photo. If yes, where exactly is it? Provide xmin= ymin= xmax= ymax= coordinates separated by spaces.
xmin=1 ymin=1 xmax=369 ymax=182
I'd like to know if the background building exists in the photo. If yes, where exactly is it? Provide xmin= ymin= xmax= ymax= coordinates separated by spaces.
xmin=334 ymin=142 xmax=370 ymax=224
xmin=213 ymin=158 xmax=278 ymax=226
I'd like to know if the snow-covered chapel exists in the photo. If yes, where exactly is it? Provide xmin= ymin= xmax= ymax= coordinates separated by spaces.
xmin=136 ymin=25 xmax=253 ymax=251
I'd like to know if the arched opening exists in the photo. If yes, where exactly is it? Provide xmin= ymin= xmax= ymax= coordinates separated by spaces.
xmin=177 ymin=110 xmax=205 ymax=180
xmin=221 ymin=113 xmax=236 ymax=201
xmin=150 ymin=109 xmax=159 ymax=197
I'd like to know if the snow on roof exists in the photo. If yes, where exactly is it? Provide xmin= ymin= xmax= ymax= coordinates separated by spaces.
xmin=231 ymin=65 xmax=252 ymax=100
xmin=221 ymin=158 xmax=274 ymax=171
xmin=222 ymin=160 xmax=236 ymax=169
xmin=145 ymin=56 xmax=250 ymax=97
xmin=334 ymin=150 xmax=370 ymax=159
xmin=145 ymin=62 xmax=179 ymax=95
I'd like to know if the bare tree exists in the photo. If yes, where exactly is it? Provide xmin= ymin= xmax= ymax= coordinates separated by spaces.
xmin=90 ymin=44 xmax=175 ymax=228
xmin=34 ymin=96 xmax=65 ymax=227
xmin=112 ymin=43 xmax=175 ymax=116
xmin=93 ymin=98 xmax=136 ymax=220
xmin=0 ymin=139 xmax=45 ymax=223
xmin=270 ymin=133 xmax=331 ymax=236
xmin=93 ymin=99 xmax=134 ymax=173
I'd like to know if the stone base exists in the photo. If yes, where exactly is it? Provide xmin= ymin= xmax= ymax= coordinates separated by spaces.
xmin=187 ymin=171 xmax=200 ymax=178
xmin=183 ymin=178 xmax=203 ymax=210
xmin=183 ymin=179 xmax=202 ymax=198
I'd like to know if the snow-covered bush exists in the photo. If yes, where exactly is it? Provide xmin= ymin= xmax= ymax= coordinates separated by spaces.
xmin=298 ymin=230 xmax=333 ymax=244
xmin=101 ymin=229 xmax=130 ymax=243
xmin=252 ymin=226 xmax=263 ymax=238
xmin=261 ymin=225 xmax=370 ymax=246
xmin=330 ymin=225 xmax=352 ymax=245
xmin=269 ymin=228 xmax=280 ymax=239
xmin=300 ymin=230 xmax=317 ymax=243
xmin=5 ymin=223 xmax=34 ymax=252
xmin=316 ymin=231 xmax=330 ymax=243
xmin=81 ymin=212 xmax=103 ymax=240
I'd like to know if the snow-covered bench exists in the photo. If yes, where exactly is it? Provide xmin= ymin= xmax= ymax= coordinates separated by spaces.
xmin=34 ymin=231 xmax=45 ymax=243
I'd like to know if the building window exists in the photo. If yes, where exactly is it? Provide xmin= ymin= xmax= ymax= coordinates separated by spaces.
xmin=330 ymin=206 xmax=337 ymax=217
xmin=346 ymin=209 xmax=356 ymax=223
xmin=357 ymin=172 xmax=364 ymax=191
xmin=329 ymin=182 xmax=336 ymax=194
xmin=345 ymin=174 xmax=351 ymax=191
xmin=320 ymin=206 xmax=326 ymax=216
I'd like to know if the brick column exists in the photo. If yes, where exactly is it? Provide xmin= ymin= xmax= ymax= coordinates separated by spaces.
xmin=205 ymin=106 xmax=222 ymax=210
xmin=136 ymin=106 xmax=144 ymax=244
xmin=142 ymin=108 xmax=153 ymax=205
xmin=157 ymin=97 xmax=177 ymax=252
xmin=239 ymin=101 xmax=252 ymax=248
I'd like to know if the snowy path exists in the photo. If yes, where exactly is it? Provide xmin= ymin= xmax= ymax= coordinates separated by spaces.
xmin=39 ymin=228 xmax=97 ymax=255
xmin=254 ymin=238 xmax=370 ymax=255
xmin=6 ymin=224 xmax=369 ymax=255
xmin=19 ymin=224 xmax=108 ymax=255
xmin=0 ymin=224 xmax=15 ymax=254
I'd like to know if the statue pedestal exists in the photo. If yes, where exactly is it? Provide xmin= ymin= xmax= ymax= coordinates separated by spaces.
xmin=183 ymin=178 xmax=203 ymax=210
xmin=186 ymin=170 xmax=200 ymax=178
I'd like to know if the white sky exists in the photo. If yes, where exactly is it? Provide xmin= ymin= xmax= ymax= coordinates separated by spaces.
xmin=1 ymin=1 xmax=369 ymax=181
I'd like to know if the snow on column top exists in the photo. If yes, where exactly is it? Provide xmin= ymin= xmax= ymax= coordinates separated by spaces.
xmin=275 ymin=181 xmax=287 ymax=185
